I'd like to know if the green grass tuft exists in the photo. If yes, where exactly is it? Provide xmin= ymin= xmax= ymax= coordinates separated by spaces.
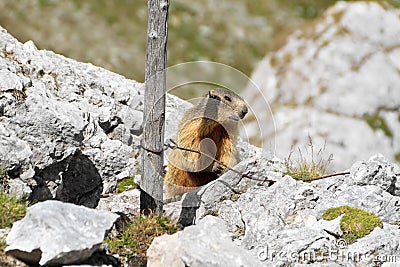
xmin=105 ymin=214 xmax=178 ymax=265
xmin=284 ymin=136 xmax=333 ymax=181
xmin=322 ymin=206 xmax=383 ymax=244
xmin=0 ymin=193 xmax=28 ymax=228
xmin=117 ymin=177 xmax=136 ymax=193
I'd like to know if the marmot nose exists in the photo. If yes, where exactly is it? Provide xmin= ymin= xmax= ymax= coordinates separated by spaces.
xmin=239 ymin=108 xmax=248 ymax=119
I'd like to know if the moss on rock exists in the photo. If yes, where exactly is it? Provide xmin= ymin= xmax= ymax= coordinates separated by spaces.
xmin=116 ymin=176 xmax=136 ymax=193
xmin=322 ymin=206 xmax=383 ymax=244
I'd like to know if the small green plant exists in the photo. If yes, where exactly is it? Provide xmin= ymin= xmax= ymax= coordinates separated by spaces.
xmin=322 ymin=206 xmax=383 ymax=244
xmin=364 ymin=113 xmax=393 ymax=138
xmin=0 ymin=193 xmax=28 ymax=228
xmin=0 ymin=165 xmax=9 ymax=191
xmin=284 ymin=136 xmax=333 ymax=181
xmin=105 ymin=214 xmax=178 ymax=265
xmin=229 ymin=192 xmax=241 ymax=202
xmin=233 ymin=226 xmax=246 ymax=238
xmin=0 ymin=238 xmax=6 ymax=251
xmin=117 ymin=177 xmax=136 ymax=193
xmin=394 ymin=152 xmax=400 ymax=163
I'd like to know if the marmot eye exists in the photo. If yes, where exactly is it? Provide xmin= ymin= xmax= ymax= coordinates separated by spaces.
xmin=210 ymin=94 xmax=221 ymax=101
xmin=224 ymin=96 xmax=232 ymax=102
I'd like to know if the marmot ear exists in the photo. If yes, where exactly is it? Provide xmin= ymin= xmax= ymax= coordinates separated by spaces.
xmin=208 ymin=89 xmax=215 ymax=98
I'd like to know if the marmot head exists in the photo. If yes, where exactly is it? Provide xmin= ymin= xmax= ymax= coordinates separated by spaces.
xmin=206 ymin=88 xmax=248 ymax=123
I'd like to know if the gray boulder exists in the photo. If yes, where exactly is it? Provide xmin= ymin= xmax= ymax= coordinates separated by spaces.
xmin=243 ymin=1 xmax=400 ymax=170
xmin=147 ymin=215 xmax=263 ymax=267
xmin=5 ymin=200 xmax=119 ymax=266
xmin=0 ymin=26 xmax=141 ymax=206
xmin=0 ymin=25 xmax=195 ymax=207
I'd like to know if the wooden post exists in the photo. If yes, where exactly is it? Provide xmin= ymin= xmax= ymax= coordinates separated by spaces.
xmin=140 ymin=0 xmax=169 ymax=215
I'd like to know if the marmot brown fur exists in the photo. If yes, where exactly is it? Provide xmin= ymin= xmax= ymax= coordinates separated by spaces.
xmin=165 ymin=88 xmax=248 ymax=198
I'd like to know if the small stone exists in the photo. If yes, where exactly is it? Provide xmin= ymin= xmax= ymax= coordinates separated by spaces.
xmin=7 ymin=179 xmax=32 ymax=199
xmin=147 ymin=234 xmax=184 ymax=267
xmin=96 ymin=189 xmax=140 ymax=218
xmin=0 ymin=70 xmax=23 ymax=91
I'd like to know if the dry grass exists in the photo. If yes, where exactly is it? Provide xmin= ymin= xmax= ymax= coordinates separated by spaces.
xmin=284 ymin=136 xmax=333 ymax=181
xmin=0 ymin=165 xmax=8 ymax=192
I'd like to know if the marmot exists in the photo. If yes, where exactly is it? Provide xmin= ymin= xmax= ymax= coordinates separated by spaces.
xmin=165 ymin=88 xmax=248 ymax=198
